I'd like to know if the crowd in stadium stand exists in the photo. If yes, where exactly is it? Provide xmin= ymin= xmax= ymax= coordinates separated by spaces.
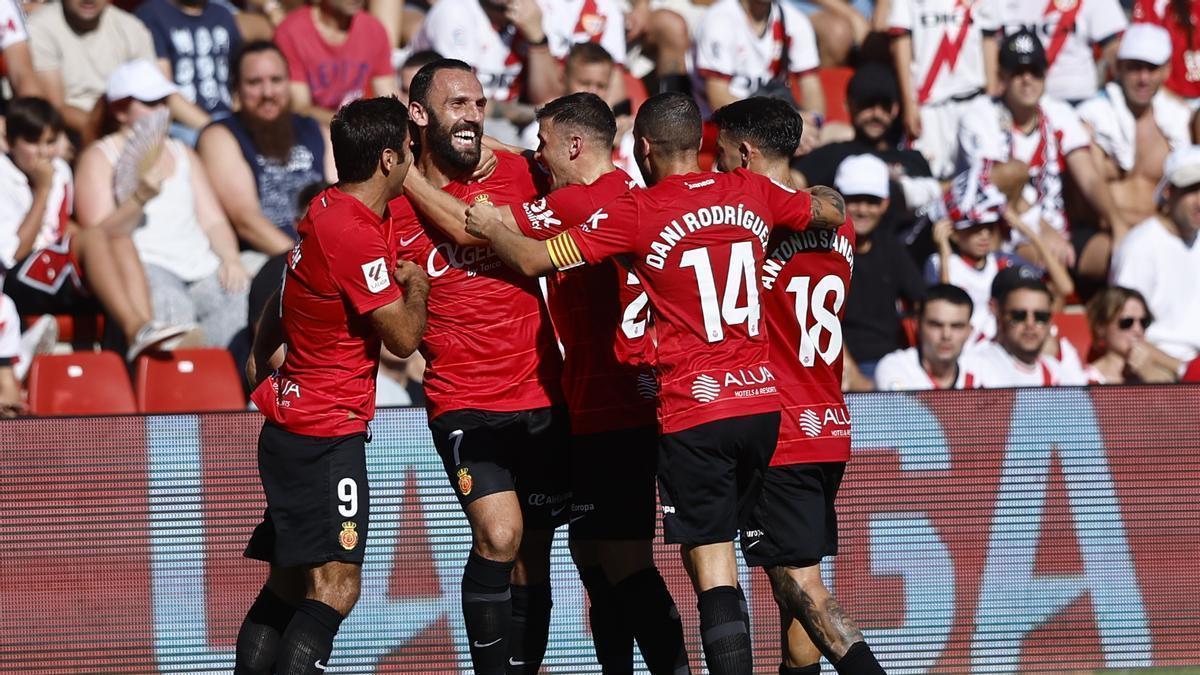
xmin=2 ymin=0 xmax=1200 ymax=415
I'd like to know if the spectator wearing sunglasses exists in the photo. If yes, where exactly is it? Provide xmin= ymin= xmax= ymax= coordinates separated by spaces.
xmin=1083 ymin=286 xmax=1180 ymax=384
xmin=1110 ymin=145 xmax=1200 ymax=363
xmin=965 ymin=270 xmax=1087 ymax=387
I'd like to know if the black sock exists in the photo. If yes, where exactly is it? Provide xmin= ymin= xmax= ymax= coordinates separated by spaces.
xmin=235 ymin=587 xmax=297 ymax=674
xmin=614 ymin=567 xmax=689 ymax=675
xmin=697 ymin=586 xmax=752 ymax=675
xmin=736 ymin=585 xmax=750 ymax=632
xmin=781 ymin=664 xmax=822 ymax=675
xmin=275 ymin=599 xmax=344 ymax=675
xmin=579 ymin=566 xmax=634 ymax=673
xmin=833 ymin=642 xmax=886 ymax=675
xmin=507 ymin=582 xmax=553 ymax=674
xmin=462 ymin=551 xmax=515 ymax=675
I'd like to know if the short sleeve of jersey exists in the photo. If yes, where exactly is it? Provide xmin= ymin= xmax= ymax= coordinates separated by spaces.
xmin=0 ymin=0 xmax=28 ymax=50
xmin=783 ymin=4 xmax=820 ymax=74
xmin=1046 ymin=99 xmax=1091 ymax=155
xmin=565 ymin=191 xmax=639 ymax=264
xmin=956 ymin=97 xmax=1008 ymax=167
xmin=513 ymin=184 xmax=590 ymax=240
xmin=694 ymin=4 xmax=736 ymax=78
xmin=887 ymin=0 xmax=913 ymax=33
xmin=0 ymin=294 xmax=18 ymax=362
xmin=326 ymin=219 xmax=402 ymax=315
xmin=1084 ymin=0 xmax=1128 ymax=43
xmin=974 ymin=0 xmax=1001 ymax=33
xmin=748 ymin=172 xmax=812 ymax=230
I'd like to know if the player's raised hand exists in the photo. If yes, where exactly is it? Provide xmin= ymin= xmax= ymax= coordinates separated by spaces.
xmin=393 ymin=259 xmax=430 ymax=295
xmin=465 ymin=201 xmax=503 ymax=239
xmin=471 ymin=144 xmax=499 ymax=182
xmin=507 ymin=0 xmax=546 ymax=43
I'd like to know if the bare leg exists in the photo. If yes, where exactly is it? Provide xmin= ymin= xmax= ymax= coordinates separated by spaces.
xmin=766 ymin=565 xmax=864 ymax=661
xmin=70 ymin=228 xmax=148 ymax=342
xmin=107 ymin=234 xmax=155 ymax=321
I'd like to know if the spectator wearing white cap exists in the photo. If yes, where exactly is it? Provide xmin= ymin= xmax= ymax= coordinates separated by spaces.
xmin=1109 ymin=145 xmax=1200 ymax=361
xmin=1077 ymin=24 xmax=1191 ymax=245
xmin=838 ymin=154 xmax=926 ymax=377
xmin=75 ymin=59 xmax=250 ymax=353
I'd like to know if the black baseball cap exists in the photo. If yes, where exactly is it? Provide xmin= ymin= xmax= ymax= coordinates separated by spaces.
xmin=991 ymin=264 xmax=1048 ymax=303
xmin=999 ymin=28 xmax=1049 ymax=73
xmin=846 ymin=63 xmax=900 ymax=105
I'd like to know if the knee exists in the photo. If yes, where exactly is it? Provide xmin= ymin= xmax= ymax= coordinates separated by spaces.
xmin=309 ymin=564 xmax=362 ymax=615
xmin=474 ymin=521 xmax=521 ymax=560
xmin=815 ymin=14 xmax=855 ymax=65
xmin=650 ymin=9 xmax=690 ymax=52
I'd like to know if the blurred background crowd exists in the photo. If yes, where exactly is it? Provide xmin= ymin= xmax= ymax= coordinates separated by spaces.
xmin=2 ymin=0 xmax=1200 ymax=415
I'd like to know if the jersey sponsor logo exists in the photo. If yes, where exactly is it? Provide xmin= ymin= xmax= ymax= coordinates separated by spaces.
xmin=722 ymin=366 xmax=777 ymax=399
xmin=635 ymin=370 xmax=658 ymax=400
xmin=456 ymin=467 xmax=473 ymax=495
xmin=685 ymin=178 xmax=715 ymax=189
xmin=361 ymin=258 xmax=391 ymax=293
xmin=522 ymin=198 xmax=562 ymax=230
xmin=691 ymin=374 xmax=721 ymax=402
xmin=339 ymin=521 xmax=359 ymax=550
xmin=798 ymin=406 xmax=852 ymax=438
xmin=583 ymin=209 xmax=608 ymax=231
xmin=526 ymin=492 xmax=570 ymax=507
xmin=645 ymin=204 xmax=769 ymax=270
xmin=426 ymin=242 xmax=503 ymax=278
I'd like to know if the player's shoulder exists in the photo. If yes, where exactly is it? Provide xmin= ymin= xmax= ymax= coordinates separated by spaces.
xmin=1040 ymin=96 xmax=1083 ymax=124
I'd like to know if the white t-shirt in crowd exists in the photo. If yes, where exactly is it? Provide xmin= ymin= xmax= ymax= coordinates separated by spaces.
xmin=412 ymin=0 xmax=528 ymax=103
xmin=0 ymin=154 xmax=73 ymax=270
xmin=888 ymin=0 xmax=999 ymax=105
xmin=691 ymin=0 xmax=819 ymax=117
xmin=0 ymin=294 xmax=19 ymax=363
xmin=1110 ymin=216 xmax=1200 ymax=361
xmin=963 ymin=338 xmax=1088 ymax=387
xmin=0 ymin=0 xmax=29 ymax=50
xmin=996 ymin=0 xmax=1127 ymax=102
xmin=875 ymin=346 xmax=982 ymax=390
xmin=540 ymin=0 xmax=626 ymax=64
xmin=956 ymin=95 xmax=1090 ymax=235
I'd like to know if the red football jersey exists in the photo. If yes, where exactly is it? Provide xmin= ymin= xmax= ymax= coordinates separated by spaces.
xmin=510 ymin=168 xmax=656 ymax=435
xmin=1133 ymin=0 xmax=1200 ymax=99
xmin=557 ymin=168 xmax=814 ymax=434
xmin=251 ymin=187 xmax=401 ymax=436
xmin=762 ymin=219 xmax=856 ymax=465
xmin=390 ymin=151 xmax=563 ymax=420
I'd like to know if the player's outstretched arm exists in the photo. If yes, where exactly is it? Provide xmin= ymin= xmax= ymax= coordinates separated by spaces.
xmin=466 ymin=201 xmax=557 ymax=276
xmin=369 ymin=261 xmax=431 ymax=357
xmin=806 ymin=185 xmax=847 ymax=230
xmin=403 ymin=169 xmax=519 ymax=246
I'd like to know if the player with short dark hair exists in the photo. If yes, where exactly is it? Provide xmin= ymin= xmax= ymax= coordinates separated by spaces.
xmin=447 ymin=91 xmax=690 ymax=673
xmin=464 ymin=91 xmax=845 ymax=675
xmin=713 ymin=96 xmax=887 ymax=675
xmin=391 ymin=58 xmax=569 ymax=675
xmin=236 ymin=95 xmax=430 ymax=675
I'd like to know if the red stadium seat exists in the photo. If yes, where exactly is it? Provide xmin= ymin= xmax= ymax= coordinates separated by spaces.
xmin=1054 ymin=311 xmax=1092 ymax=362
xmin=22 ymin=313 xmax=105 ymax=347
xmin=27 ymin=351 xmax=136 ymax=416
xmin=135 ymin=348 xmax=246 ymax=413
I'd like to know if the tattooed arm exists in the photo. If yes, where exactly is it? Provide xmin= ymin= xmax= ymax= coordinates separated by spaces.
xmin=807 ymin=185 xmax=847 ymax=230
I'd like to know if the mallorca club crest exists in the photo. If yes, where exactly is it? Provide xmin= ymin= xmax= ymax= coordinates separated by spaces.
xmin=457 ymin=467 xmax=474 ymax=496
xmin=339 ymin=521 xmax=359 ymax=550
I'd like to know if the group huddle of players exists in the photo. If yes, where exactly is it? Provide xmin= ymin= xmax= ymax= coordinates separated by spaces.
xmin=234 ymin=57 xmax=888 ymax=675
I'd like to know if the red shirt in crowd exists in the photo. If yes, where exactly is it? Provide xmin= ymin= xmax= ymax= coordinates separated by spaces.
xmin=251 ymin=187 xmax=399 ymax=437
xmin=554 ymin=168 xmax=813 ymax=434
xmin=274 ymin=7 xmax=393 ymax=111
xmin=390 ymin=151 xmax=563 ymax=420
xmin=762 ymin=219 xmax=855 ymax=465
xmin=1133 ymin=0 xmax=1200 ymax=99
xmin=509 ymin=168 xmax=657 ymax=436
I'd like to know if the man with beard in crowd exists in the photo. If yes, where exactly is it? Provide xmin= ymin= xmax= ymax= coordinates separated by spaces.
xmin=390 ymin=59 xmax=568 ymax=675
xmin=198 ymin=41 xmax=336 ymax=267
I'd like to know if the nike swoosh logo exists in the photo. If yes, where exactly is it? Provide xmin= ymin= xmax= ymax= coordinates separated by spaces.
xmin=473 ymin=637 xmax=503 ymax=648
xmin=509 ymin=658 xmax=527 ymax=666
xmin=569 ymin=514 xmax=586 ymax=523
xmin=314 ymin=661 xmax=327 ymax=671
xmin=746 ymin=540 xmax=761 ymax=549
xmin=550 ymin=504 xmax=567 ymax=517
xmin=399 ymin=232 xmax=423 ymax=247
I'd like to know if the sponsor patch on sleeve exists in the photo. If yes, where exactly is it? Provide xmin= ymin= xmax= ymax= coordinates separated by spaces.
xmin=361 ymin=257 xmax=391 ymax=293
